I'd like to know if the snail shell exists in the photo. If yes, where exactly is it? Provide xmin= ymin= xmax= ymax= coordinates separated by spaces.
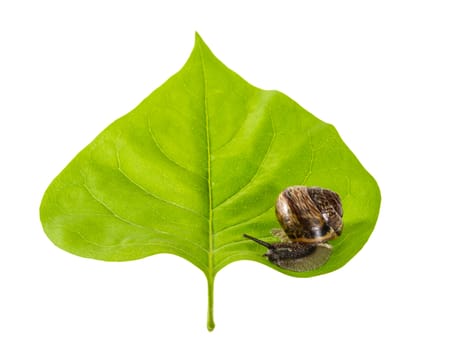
xmin=275 ymin=186 xmax=343 ymax=244
xmin=244 ymin=186 xmax=343 ymax=272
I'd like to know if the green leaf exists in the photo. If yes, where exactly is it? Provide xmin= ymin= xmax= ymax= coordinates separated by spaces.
xmin=40 ymin=33 xmax=381 ymax=331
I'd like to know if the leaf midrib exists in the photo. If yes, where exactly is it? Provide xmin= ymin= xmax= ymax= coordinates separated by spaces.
xmin=198 ymin=41 xmax=215 ymax=279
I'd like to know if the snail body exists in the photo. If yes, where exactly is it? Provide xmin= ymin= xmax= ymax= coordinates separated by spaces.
xmin=244 ymin=186 xmax=343 ymax=272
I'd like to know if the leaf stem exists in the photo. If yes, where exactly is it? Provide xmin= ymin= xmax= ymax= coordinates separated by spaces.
xmin=206 ymin=275 xmax=215 ymax=331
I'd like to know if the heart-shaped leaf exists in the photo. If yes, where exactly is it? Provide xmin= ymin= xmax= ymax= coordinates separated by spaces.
xmin=40 ymin=33 xmax=381 ymax=330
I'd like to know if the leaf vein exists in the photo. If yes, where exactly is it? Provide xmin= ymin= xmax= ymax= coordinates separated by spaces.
xmin=213 ymin=111 xmax=248 ymax=152
xmin=213 ymin=239 xmax=246 ymax=254
xmin=147 ymin=117 xmax=206 ymax=180
xmin=115 ymin=152 xmax=208 ymax=220
xmin=302 ymin=128 xmax=314 ymax=184
xmin=215 ymin=205 xmax=274 ymax=236
xmin=214 ymin=252 xmax=263 ymax=272
xmin=213 ymin=113 xmax=275 ymax=210
xmin=82 ymin=184 xmax=150 ymax=230
xmin=198 ymin=40 xmax=215 ymax=279
xmin=211 ymin=88 xmax=246 ymax=153
xmin=55 ymin=226 xmax=209 ymax=268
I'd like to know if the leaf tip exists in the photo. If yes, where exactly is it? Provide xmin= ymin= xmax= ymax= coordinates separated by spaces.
xmin=194 ymin=31 xmax=207 ymax=48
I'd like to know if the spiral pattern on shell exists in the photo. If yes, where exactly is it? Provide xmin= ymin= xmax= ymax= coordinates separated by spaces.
xmin=275 ymin=186 xmax=343 ymax=243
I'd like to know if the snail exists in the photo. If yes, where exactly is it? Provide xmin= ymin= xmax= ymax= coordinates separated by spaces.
xmin=244 ymin=186 xmax=343 ymax=272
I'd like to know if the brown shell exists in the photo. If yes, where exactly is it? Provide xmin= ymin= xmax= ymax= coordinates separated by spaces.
xmin=275 ymin=186 xmax=343 ymax=244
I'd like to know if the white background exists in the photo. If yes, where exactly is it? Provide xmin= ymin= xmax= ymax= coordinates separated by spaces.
xmin=1 ymin=0 xmax=455 ymax=349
